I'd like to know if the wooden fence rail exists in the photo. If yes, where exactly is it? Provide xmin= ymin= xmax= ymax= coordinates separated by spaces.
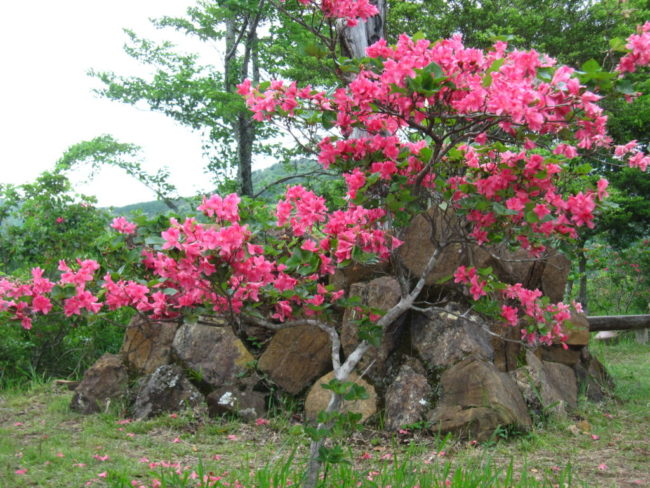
xmin=587 ymin=315 xmax=650 ymax=332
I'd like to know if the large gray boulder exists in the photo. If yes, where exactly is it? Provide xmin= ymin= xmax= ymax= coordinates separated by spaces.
xmin=121 ymin=316 xmax=179 ymax=375
xmin=511 ymin=351 xmax=576 ymax=417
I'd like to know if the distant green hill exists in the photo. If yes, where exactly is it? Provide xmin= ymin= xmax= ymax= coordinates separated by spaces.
xmin=111 ymin=159 xmax=337 ymax=217
xmin=111 ymin=199 xmax=193 ymax=217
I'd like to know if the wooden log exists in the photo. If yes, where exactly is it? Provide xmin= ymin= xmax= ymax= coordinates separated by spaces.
xmin=587 ymin=315 xmax=650 ymax=332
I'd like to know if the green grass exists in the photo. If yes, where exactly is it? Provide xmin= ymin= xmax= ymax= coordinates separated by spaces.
xmin=0 ymin=335 xmax=648 ymax=487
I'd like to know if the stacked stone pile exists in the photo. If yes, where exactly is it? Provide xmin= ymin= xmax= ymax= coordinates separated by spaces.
xmin=71 ymin=210 xmax=612 ymax=441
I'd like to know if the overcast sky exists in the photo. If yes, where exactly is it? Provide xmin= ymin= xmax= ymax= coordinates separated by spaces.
xmin=0 ymin=0 xmax=225 ymax=207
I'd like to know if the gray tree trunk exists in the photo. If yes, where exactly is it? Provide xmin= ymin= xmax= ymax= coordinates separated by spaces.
xmin=341 ymin=0 xmax=387 ymax=59
xmin=224 ymin=6 xmax=263 ymax=197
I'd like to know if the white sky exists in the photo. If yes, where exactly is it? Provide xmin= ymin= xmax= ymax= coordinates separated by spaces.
xmin=0 ymin=0 xmax=225 ymax=207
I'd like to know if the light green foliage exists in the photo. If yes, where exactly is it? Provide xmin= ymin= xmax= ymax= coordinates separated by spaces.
xmin=586 ymin=238 xmax=650 ymax=315
xmin=56 ymin=135 xmax=180 ymax=211
xmin=0 ymin=172 xmax=109 ymax=273
xmin=0 ymin=172 xmax=129 ymax=387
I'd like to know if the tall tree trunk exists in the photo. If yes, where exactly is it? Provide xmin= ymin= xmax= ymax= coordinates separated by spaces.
xmin=341 ymin=0 xmax=387 ymax=59
xmin=237 ymin=115 xmax=254 ymax=196
xmin=224 ymin=7 xmax=260 ymax=197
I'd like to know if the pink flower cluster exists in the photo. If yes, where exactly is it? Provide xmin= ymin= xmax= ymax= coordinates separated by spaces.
xmin=503 ymin=284 xmax=573 ymax=346
xmin=616 ymin=22 xmax=650 ymax=73
xmin=453 ymin=265 xmax=574 ymax=346
xmin=241 ymin=34 xmax=612 ymax=149
xmin=294 ymin=0 xmax=378 ymax=26
xmin=0 ymin=268 xmax=55 ymax=329
xmin=614 ymin=140 xmax=650 ymax=172
xmin=1 ymin=185 xmax=400 ymax=327
xmin=111 ymin=217 xmax=137 ymax=235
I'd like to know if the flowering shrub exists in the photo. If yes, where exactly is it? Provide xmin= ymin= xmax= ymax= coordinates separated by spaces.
xmin=2 ymin=3 xmax=650 ymax=351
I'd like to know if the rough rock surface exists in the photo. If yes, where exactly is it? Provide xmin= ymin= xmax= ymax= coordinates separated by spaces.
xmin=330 ymin=262 xmax=389 ymax=292
xmin=575 ymin=349 xmax=614 ymax=402
xmin=304 ymin=371 xmax=377 ymax=423
xmin=341 ymin=276 xmax=404 ymax=382
xmin=258 ymin=325 xmax=331 ymax=395
xmin=411 ymin=311 xmax=493 ymax=370
xmin=539 ymin=345 xmax=582 ymax=367
xmin=172 ymin=321 xmax=253 ymax=390
xmin=494 ymin=249 xmax=570 ymax=303
xmin=563 ymin=312 xmax=590 ymax=346
xmin=133 ymin=365 xmax=204 ymax=419
xmin=398 ymin=207 xmax=488 ymax=285
xmin=542 ymin=360 xmax=577 ymax=410
xmin=121 ymin=316 xmax=179 ymax=375
xmin=207 ymin=386 xmax=266 ymax=422
xmin=511 ymin=351 xmax=575 ymax=417
xmin=70 ymin=353 xmax=128 ymax=414
xmin=429 ymin=359 xmax=531 ymax=440
xmin=491 ymin=322 xmax=522 ymax=372
xmin=384 ymin=360 xmax=432 ymax=431
xmin=540 ymin=252 xmax=571 ymax=303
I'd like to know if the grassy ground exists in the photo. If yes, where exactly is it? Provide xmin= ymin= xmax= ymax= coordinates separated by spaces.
xmin=0 ymin=336 xmax=648 ymax=488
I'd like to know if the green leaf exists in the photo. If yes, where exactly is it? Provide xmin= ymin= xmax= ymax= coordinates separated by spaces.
xmin=486 ymin=58 xmax=504 ymax=74
xmin=482 ymin=74 xmax=493 ymax=88
xmin=412 ymin=31 xmax=426 ymax=41
xmin=615 ymin=78 xmax=636 ymax=96
xmin=581 ymin=59 xmax=601 ymax=73
xmin=525 ymin=211 xmax=539 ymax=224
xmin=344 ymin=383 xmax=369 ymax=401
xmin=321 ymin=110 xmax=337 ymax=129
xmin=609 ymin=37 xmax=628 ymax=53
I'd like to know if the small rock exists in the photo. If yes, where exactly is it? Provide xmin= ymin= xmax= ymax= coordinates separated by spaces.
xmin=566 ymin=424 xmax=581 ymax=436
xmin=207 ymin=387 xmax=266 ymax=422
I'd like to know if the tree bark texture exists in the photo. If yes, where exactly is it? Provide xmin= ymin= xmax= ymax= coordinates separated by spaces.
xmin=587 ymin=315 xmax=650 ymax=331
xmin=341 ymin=0 xmax=386 ymax=59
